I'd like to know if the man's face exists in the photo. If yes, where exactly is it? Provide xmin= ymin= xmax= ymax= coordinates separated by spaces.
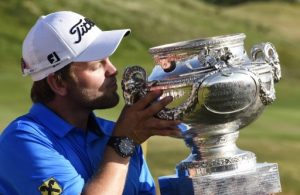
xmin=65 ymin=58 xmax=119 ymax=110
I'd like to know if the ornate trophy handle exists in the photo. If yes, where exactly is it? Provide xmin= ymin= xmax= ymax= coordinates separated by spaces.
xmin=251 ymin=42 xmax=281 ymax=82
xmin=121 ymin=66 xmax=148 ymax=105
xmin=250 ymin=43 xmax=281 ymax=105
xmin=122 ymin=66 xmax=200 ymax=120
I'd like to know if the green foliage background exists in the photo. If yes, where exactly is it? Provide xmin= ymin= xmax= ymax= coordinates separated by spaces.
xmin=0 ymin=0 xmax=299 ymax=194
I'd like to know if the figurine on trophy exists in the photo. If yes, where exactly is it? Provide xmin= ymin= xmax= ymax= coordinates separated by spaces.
xmin=122 ymin=33 xmax=282 ymax=195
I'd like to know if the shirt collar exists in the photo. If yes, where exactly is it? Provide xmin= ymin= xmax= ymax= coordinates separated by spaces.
xmin=28 ymin=103 xmax=113 ymax=138
xmin=29 ymin=103 xmax=74 ymax=138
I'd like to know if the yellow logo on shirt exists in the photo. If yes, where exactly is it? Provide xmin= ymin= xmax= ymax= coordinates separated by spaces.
xmin=39 ymin=177 xmax=62 ymax=195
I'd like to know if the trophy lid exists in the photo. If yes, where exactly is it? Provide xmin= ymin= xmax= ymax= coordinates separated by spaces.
xmin=149 ymin=33 xmax=246 ymax=54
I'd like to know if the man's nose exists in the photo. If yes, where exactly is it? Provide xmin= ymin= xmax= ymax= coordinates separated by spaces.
xmin=105 ymin=62 xmax=117 ymax=77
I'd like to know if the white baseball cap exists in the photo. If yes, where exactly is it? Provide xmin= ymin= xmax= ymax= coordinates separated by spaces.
xmin=21 ymin=11 xmax=130 ymax=81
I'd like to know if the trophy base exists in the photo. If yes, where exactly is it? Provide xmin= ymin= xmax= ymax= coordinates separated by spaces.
xmin=158 ymin=163 xmax=281 ymax=195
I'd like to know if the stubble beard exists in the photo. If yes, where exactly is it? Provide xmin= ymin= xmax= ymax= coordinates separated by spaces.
xmin=81 ymin=91 xmax=120 ymax=110
xmin=66 ymin=86 xmax=120 ymax=111
xmin=95 ymin=91 xmax=120 ymax=109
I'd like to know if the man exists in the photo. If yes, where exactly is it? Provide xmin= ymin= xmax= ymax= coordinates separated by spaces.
xmin=0 ymin=11 xmax=180 ymax=194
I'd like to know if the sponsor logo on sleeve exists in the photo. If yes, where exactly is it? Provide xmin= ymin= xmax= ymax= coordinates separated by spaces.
xmin=39 ymin=177 xmax=62 ymax=195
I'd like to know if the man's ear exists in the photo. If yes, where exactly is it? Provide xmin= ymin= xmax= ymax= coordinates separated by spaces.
xmin=46 ymin=74 xmax=67 ymax=96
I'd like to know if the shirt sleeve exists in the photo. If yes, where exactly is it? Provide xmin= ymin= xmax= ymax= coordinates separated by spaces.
xmin=0 ymin=121 xmax=84 ymax=195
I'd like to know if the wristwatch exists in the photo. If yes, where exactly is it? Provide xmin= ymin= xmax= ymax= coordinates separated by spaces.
xmin=107 ymin=136 xmax=136 ymax=158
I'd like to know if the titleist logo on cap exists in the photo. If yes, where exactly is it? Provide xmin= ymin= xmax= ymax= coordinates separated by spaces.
xmin=69 ymin=18 xmax=95 ymax=44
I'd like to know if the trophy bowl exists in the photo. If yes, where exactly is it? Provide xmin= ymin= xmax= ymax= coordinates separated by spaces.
xmin=122 ymin=33 xmax=282 ymax=194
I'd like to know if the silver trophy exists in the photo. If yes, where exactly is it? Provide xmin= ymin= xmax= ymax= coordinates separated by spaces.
xmin=122 ymin=33 xmax=282 ymax=195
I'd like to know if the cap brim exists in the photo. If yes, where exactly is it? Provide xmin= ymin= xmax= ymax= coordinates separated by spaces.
xmin=74 ymin=29 xmax=130 ymax=62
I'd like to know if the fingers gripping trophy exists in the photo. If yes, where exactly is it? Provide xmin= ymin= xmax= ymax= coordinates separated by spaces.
xmin=122 ymin=33 xmax=282 ymax=195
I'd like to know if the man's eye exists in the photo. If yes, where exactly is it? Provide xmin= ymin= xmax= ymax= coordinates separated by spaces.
xmin=89 ymin=63 xmax=101 ymax=71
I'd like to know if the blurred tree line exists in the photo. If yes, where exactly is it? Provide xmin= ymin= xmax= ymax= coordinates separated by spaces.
xmin=203 ymin=0 xmax=299 ymax=6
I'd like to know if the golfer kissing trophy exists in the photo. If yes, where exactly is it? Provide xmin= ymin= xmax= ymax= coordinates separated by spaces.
xmin=122 ymin=33 xmax=282 ymax=195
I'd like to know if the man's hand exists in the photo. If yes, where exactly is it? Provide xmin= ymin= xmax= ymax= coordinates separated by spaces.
xmin=113 ymin=90 xmax=181 ymax=144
